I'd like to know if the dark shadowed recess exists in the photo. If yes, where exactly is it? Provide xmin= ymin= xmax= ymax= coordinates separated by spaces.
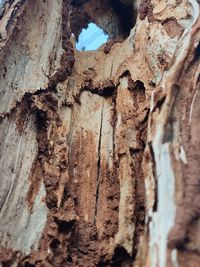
xmin=70 ymin=0 xmax=137 ymax=40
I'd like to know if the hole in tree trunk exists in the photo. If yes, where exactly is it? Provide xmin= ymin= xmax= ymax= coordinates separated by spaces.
xmin=76 ymin=22 xmax=109 ymax=51
xmin=70 ymin=0 xmax=137 ymax=48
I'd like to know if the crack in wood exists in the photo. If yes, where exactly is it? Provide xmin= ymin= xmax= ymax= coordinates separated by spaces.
xmin=94 ymin=100 xmax=104 ymax=225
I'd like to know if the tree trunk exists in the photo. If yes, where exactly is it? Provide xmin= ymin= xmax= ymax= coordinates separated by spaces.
xmin=0 ymin=0 xmax=199 ymax=266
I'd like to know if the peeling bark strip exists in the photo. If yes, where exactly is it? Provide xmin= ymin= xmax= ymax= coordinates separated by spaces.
xmin=0 ymin=0 xmax=200 ymax=267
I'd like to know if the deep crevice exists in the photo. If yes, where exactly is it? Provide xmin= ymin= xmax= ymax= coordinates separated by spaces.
xmin=94 ymin=101 xmax=104 ymax=224
xmin=148 ymin=141 xmax=158 ymax=212
xmin=111 ymin=246 xmax=132 ymax=266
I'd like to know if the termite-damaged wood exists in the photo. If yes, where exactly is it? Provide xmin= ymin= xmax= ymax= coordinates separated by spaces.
xmin=0 ymin=0 xmax=200 ymax=267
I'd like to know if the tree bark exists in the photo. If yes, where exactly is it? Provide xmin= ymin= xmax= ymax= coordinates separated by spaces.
xmin=0 ymin=0 xmax=199 ymax=266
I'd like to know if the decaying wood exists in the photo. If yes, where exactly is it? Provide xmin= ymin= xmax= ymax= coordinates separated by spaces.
xmin=0 ymin=0 xmax=199 ymax=266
